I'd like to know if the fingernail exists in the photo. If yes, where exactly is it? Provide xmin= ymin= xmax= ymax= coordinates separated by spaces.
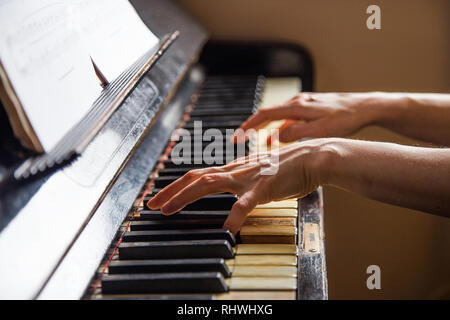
xmin=147 ymin=199 xmax=158 ymax=209
xmin=161 ymin=203 xmax=174 ymax=215
xmin=223 ymin=222 xmax=235 ymax=234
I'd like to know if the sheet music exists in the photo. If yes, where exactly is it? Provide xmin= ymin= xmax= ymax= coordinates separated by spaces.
xmin=73 ymin=0 xmax=160 ymax=83
xmin=0 ymin=0 xmax=159 ymax=152
xmin=0 ymin=0 xmax=102 ymax=152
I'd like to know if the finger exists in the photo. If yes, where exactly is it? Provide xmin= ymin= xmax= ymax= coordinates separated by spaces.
xmin=242 ymin=104 xmax=300 ymax=131
xmin=223 ymin=191 xmax=258 ymax=235
xmin=278 ymin=119 xmax=328 ymax=142
xmin=148 ymin=168 xmax=218 ymax=209
xmin=267 ymin=120 xmax=296 ymax=146
xmin=231 ymin=104 xmax=302 ymax=144
xmin=230 ymin=128 xmax=255 ymax=144
xmin=161 ymin=173 xmax=234 ymax=215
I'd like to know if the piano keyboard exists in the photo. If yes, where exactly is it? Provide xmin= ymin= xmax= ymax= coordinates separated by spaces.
xmin=88 ymin=75 xmax=304 ymax=300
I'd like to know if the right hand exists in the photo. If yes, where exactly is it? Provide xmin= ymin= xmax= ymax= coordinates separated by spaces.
xmin=232 ymin=92 xmax=383 ymax=143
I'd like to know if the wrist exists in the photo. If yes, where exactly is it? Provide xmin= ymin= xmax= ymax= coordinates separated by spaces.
xmin=294 ymin=138 xmax=346 ymax=188
xmin=364 ymin=92 xmax=411 ymax=126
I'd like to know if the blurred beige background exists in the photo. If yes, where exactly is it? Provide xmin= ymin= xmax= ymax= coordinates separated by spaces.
xmin=177 ymin=0 xmax=450 ymax=299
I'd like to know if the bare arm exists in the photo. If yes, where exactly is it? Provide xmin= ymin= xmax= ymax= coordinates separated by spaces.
xmin=321 ymin=138 xmax=450 ymax=216
xmin=148 ymin=138 xmax=450 ymax=234
xmin=233 ymin=92 xmax=450 ymax=146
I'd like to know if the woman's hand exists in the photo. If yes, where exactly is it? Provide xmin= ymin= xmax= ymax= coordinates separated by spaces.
xmin=233 ymin=92 xmax=450 ymax=146
xmin=148 ymin=136 xmax=450 ymax=234
xmin=147 ymin=140 xmax=331 ymax=235
xmin=232 ymin=92 xmax=388 ymax=143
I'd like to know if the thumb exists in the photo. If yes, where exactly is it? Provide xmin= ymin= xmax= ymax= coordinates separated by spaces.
xmin=279 ymin=121 xmax=323 ymax=142
xmin=278 ymin=122 xmax=306 ymax=142
xmin=223 ymin=191 xmax=258 ymax=235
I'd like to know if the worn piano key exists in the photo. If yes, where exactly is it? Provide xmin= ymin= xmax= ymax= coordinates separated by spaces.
xmin=135 ymin=210 xmax=229 ymax=220
xmin=216 ymin=291 xmax=295 ymax=300
xmin=122 ymin=229 xmax=236 ymax=246
xmin=247 ymin=208 xmax=298 ymax=218
xmin=102 ymin=272 xmax=228 ymax=294
xmin=235 ymin=244 xmax=297 ymax=255
xmin=256 ymin=200 xmax=298 ymax=209
xmin=240 ymin=225 xmax=297 ymax=244
xmin=231 ymin=266 xmax=297 ymax=278
xmin=243 ymin=217 xmax=296 ymax=227
xmin=129 ymin=219 xmax=225 ymax=231
xmin=108 ymin=258 xmax=232 ymax=278
xmin=226 ymin=277 xmax=297 ymax=291
xmin=144 ymin=194 xmax=237 ymax=211
xmin=230 ymin=255 xmax=297 ymax=266
xmin=119 ymin=240 xmax=235 ymax=260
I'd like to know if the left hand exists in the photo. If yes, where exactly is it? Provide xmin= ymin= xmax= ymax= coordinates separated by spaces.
xmin=148 ymin=140 xmax=329 ymax=235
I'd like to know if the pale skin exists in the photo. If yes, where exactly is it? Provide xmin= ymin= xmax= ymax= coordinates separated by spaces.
xmin=148 ymin=92 xmax=450 ymax=235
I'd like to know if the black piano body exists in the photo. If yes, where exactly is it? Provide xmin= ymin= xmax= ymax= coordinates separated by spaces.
xmin=0 ymin=0 xmax=326 ymax=299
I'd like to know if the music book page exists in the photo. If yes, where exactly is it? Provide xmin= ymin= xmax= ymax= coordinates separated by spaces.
xmin=0 ymin=0 xmax=102 ymax=152
xmin=75 ymin=0 xmax=160 ymax=83
xmin=0 ymin=0 xmax=159 ymax=152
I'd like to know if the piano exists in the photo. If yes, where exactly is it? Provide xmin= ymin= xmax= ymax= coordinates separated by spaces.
xmin=0 ymin=0 xmax=327 ymax=300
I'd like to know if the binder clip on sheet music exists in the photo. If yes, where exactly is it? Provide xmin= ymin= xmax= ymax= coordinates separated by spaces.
xmin=0 ymin=0 xmax=175 ymax=181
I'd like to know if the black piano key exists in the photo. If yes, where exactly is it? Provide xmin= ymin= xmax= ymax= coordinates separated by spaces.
xmin=122 ymin=229 xmax=236 ymax=246
xmin=199 ymin=89 xmax=257 ymax=96
xmin=197 ymin=96 xmax=255 ymax=103
xmin=153 ymin=176 xmax=182 ymax=188
xmin=184 ymin=120 xmax=243 ymax=129
xmin=118 ymin=240 xmax=235 ymax=259
xmin=101 ymin=272 xmax=228 ymax=294
xmin=169 ymin=149 xmax=245 ymax=158
xmin=136 ymin=210 xmax=229 ymax=220
xmin=172 ymin=140 xmax=249 ymax=150
xmin=202 ymin=77 xmax=259 ymax=85
xmin=157 ymin=165 xmax=248 ymax=178
xmin=144 ymin=194 xmax=237 ymax=210
xmin=108 ymin=258 xmax=231 ymax=277
xmin=186 ymin=194 xmax=236 ymax=210
xmin=97 ymin=295 xmax=215 ymax=300
xmin=185 ymin=127 xmax=237 ymax=135
xmin=189 ymin=114 xmax=251 ymax=122
xmin=130 ymin=219 xmax=225 ymax=231
xmin=190 ymin=108 xmax=253 ymax=116
xmin=162 ymin=159 xmax=233 ymax=169
xmin=157 ymin=167 xmax=198 ymax=176
xmin=154 ymin=175 xmax=236 ymax=189
xmin=193 ymin=103 xmax=254 ymax=110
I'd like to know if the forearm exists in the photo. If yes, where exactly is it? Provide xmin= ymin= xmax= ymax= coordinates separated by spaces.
xmin=312 ymin=138 xmax=450 ymax=217
xmin=368 ymin=93 xmax=450 ymax=146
